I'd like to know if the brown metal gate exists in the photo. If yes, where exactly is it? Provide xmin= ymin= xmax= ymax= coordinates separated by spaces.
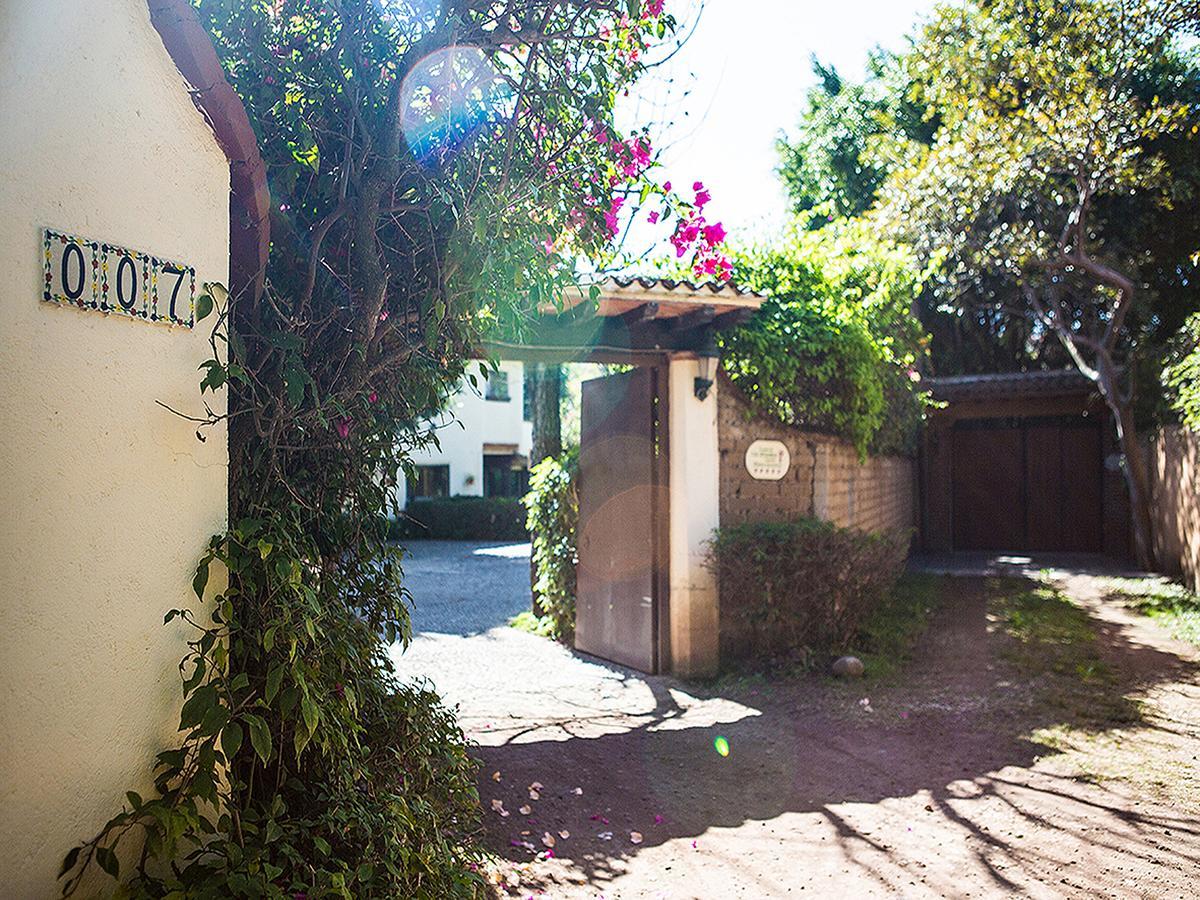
xmin=575 ymin=367 xmax=668 ymax=673
xmin=951 ymin=416 xmax=1103 ymax=552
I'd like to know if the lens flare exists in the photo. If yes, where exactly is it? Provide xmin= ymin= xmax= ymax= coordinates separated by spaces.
xmin=713 ymin=735 xmax=730 ymax=757
xmin=399 ymin=46 xmax=508 ymax=165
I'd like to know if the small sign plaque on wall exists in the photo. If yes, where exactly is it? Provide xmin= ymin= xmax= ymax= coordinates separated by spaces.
xmin=745 ymin=439 xmax=791 ymax=480
xmin=42 ymin=228 xmax=196 ymax=328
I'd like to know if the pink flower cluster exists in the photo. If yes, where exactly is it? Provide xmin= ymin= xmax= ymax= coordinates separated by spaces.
xmin=549 ymin=129 xmax=656 ymax=243
xmin=604 ymin=195 xmax=625 ymax=238
xmin=603 ymin=3 xmax=665 ymax=66
xmin=668 ymin=182 xmax=731 ymax=279
xmin=595 ymin=128 xmax=654 ymax=181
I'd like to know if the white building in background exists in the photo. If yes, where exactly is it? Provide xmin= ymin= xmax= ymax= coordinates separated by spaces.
xmin=395 ymin=360 xmax=534 ymax=507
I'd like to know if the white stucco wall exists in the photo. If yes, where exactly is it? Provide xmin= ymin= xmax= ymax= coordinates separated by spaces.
xmin=0 ymin=1 xmax=231 ymax=894
xmin=395 ymin=360 xmax=533 ymax=506
xmin=667 ymin=358 xmax=721 ymax=678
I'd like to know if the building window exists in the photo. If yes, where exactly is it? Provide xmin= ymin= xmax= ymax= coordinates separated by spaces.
xmin=485 ymin=370 xmax=510 ymax=402
xmin=409 ymin=464 xmax=450 ymax=499
xmin=483 ymin=454 xmax=529 ymax=498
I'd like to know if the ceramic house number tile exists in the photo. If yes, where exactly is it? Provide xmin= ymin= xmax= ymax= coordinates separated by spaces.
xmin=43 ymin=229 xmax=100 ymax=310
xmin=43 ymin=228 xmax=196 ymax=328
xmin=150 ymin=256 xmax=196 ymax=326
xmin=99 ymin=241 xmax=150 ymax=320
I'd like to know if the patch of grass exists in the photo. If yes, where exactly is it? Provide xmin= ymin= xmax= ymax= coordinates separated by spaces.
xmin=708 ymin=574 xmax=943 ymax=686
xmin=508 ymin=609 xmax=559 ymax=638
xmin=990 ymin=579 xmax=1140 ymax=727
xmin=1102 ymin=576 xmax=1200 ymax=646
xmin=847 ymin=572 xmax=943 ymax=680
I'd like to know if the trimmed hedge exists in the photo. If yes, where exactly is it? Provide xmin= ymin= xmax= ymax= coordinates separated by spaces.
xmin=709 ymin=517 xmax=910 ymax=669
xmin=391 ymin=496 xmax=528 ymax=541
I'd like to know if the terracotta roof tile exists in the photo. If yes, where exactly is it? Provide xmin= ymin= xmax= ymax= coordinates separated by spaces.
xmin=606 ymin=274 xmax=764 ymax=299
xmin=926 ymin=369 xmax=1095 ymax=400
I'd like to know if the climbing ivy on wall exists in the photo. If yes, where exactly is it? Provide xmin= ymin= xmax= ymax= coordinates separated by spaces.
xmin=721 ymin=297 xmax=886 ymax=454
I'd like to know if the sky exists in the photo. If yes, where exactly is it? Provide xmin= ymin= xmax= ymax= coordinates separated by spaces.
xmin=619 ymin=0 xmax=939 ymax=256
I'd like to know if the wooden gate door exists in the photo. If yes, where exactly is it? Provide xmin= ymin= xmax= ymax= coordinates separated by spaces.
xmin=951 ymin=416 xmax=1103 ymax=552
xmin=575 ymin=367 xmax=667 ymax=673
xmin=952 ymin=419 xmax=1025 ymax=551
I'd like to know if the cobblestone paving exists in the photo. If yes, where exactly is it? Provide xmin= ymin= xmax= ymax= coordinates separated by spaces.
xmin=397 ymin=539 xmax=532 ymax=635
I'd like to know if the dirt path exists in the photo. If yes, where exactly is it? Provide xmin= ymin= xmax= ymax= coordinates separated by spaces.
xmin=395 ymin=568 xmax=1200 ymax=898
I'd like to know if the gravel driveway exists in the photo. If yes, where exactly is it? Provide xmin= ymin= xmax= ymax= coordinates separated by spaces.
xmin=397 ymin=539 xmax=533 ymax=635
xmin=388 ymin=552 xmax=1200 ymax=898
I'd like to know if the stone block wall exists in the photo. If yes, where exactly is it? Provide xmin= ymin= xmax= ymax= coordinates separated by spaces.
xmin=717 ymin=379 xmax=915 ymax=536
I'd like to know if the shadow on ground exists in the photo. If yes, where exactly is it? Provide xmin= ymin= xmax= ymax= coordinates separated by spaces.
xmin=474 ymin=575 xmax=1200 ymax=897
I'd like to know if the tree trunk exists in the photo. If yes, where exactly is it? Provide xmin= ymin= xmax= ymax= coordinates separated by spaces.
xmin=1094 ymin=365 xmax=1157 ymax=571
xmin=529 ymin=362 xmax=563 ymax=465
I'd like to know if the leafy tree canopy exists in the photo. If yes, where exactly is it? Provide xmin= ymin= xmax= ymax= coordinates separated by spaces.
xmin=779 ymin=5 xmax=1200 ymax=382
xmin=1165 ymin=312 xmax=1200 ymax=428
xmin=777 ymin=53 xmax=935 ymax=222
xmin=873 ymin=0 xmax=1200 ymax=567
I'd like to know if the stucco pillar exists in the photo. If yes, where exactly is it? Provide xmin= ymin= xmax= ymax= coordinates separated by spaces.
xmin=666 ymin=357 xmax=721 ymax=678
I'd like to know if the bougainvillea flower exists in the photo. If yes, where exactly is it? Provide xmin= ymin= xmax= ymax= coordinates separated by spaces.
xmin=604 ymin=195 xmax=624 ymax=237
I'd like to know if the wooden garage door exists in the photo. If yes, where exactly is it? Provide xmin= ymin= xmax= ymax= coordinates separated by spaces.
xmin=951 ymin=416 xmax=1103 ymax=552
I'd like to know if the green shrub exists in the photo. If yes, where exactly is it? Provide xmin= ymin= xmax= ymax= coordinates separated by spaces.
xmin=392 ymin=496 xmax=528 ymax=541
xmin=523 ymin=452 xmax=578 ymax=641
xmin=721 ymin=300 xmax=886 ymax=454
xmin=709 ymin=517 xmax=910 ymax=669
xmin=1165 ymin=312 xmax=1200 ymax=429
xmin=724 ymin=217 xmax=932 ymax=457
xmin=60 ymin=523 xmax=487 ymax=899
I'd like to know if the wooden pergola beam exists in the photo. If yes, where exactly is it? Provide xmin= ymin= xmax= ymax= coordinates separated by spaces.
xmin=484 ymin=278 xmax=764 ymax=365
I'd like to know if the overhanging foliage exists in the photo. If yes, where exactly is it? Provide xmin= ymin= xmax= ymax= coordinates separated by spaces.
xmin=1166 ymin=313 xmax=1200 ymax=429
xmin=723 ymin=218 xmax=931 ymax=457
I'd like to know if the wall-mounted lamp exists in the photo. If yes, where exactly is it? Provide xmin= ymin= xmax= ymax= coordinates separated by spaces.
xmin=693 ymin=327 xmax=718 ymax=401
